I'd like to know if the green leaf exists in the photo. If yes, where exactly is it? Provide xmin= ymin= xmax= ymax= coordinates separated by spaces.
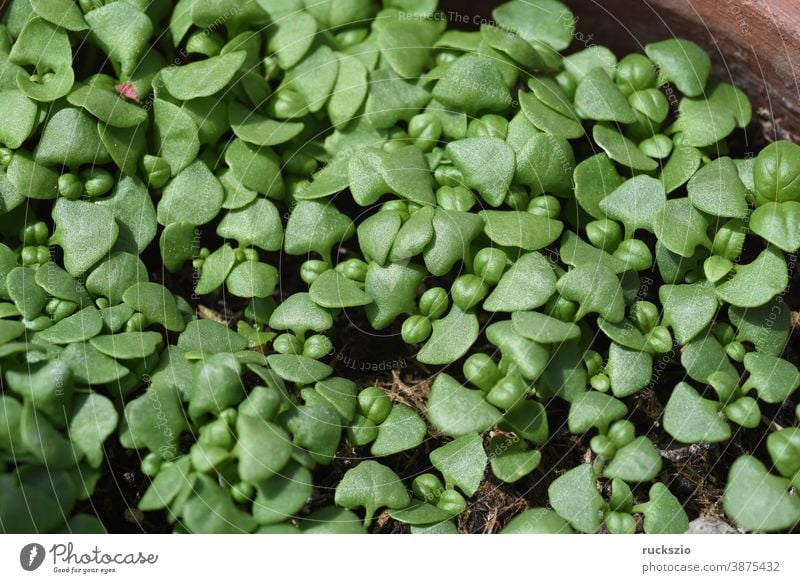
xmin=516 ymin=134 xmax=575 ymax=196
xmin=574 ymin=153 xmax=625 ymax=220
xmin=371 ymin=404 xmax=427 ymax=457
xmin=195 ymin=244 xmax=236 ymax=295
xmin=653 ymin=197 xmax=711 ymax=258
xmin=6 ymin=151 xmax=59 ymax=200
xmin=35 ymin=108 xmax=109 ymax=167
xmin=160 ymin=222 xmax=199 ymax=273
xmin=236 ymin=414 xmax=293 ymax=483
xmin=85 ymin=2 xmax=152 ymax=76
xmin=606 ymin=342 xmax=653 ymax=397
xmin=267 ymin=354 xmax=332 ymax=384
xmin=189 ymin=353 xmax=244 ymax=419
xmin=644 ymin=38 xmax=710 ymax=97
xmin=252 ymin=462 xmax=313 ymax=525
xmin=309 ymin=269 xmax=372 ymax=308
xmin=593 ymin=123 xmax=658 ymax=171
xmin=139 ymin=457 xmax=191 ymax=512
xmin=315 ymin=377 xmax=358 ymax=423
xmin=674 ymin=98 xmax=737 ymax=148
xmin=365 ymin=261 xmax=426 ymax=330
xmin=479 ymin=210 xmax=563 ymax=251
xmin=743 ymin=353 xmax=800 ymax=404
xmin=86 ymin=251 xmax=147 ymax=305
xmin=283 ymin=44 xmax=339 ymax=113
xmin=729 ymin=300 xmax=790 ymax=356
xmin=500 ymin=508 xmax=572 ymax=534
xmin=328 ymin=53 xmax=368 ymax=129
xmin=299 ymin=506 xmax=365 ymax=534
xmin=430 ymin=433 xmax=486 ymax=497
xmin=499 ymin=400 xmax=549 ymax=445
xmin=226 ymin=261 xmax=278 ymax=298
xmin=512 ymin=311 xmax=581 ymax=343
xmin=283 ymin=403 xmax=340 ymax=464
xmin=556 ymin=263 xmax=625 ymax=323
xmin=723 ymin=456 xmax=800 ymax=532
xmin=335 ymin=460 xmax=410 ymax=527
xmin=67 ymin=83 xmax=146 ymax=128
xmin=750 ymin=201 xmax=800 ymax=253
xmin=0 ymin=89 xmax=38 ymax=149
xmin=376 ymin=11 xmax=441 ymax=78
xmin=659 ymin=283 xmax=717 ymax=344
xmin=417 ymin=304 xmax=479 ymax=365
xmin=640 ymin=483 xmax=689 ymax=534
xmin=153 ymin=98 xmax=200 ymax=176
xmin=269 ymin=11 xmax=317 ymax=69
xmin=5 ymin=359 xmax=73 ymax=429
xmin=715 ymin=246 xmax=788 ymax=308
xmin=447 ymin=137 xmax=514 ymax=207
xmin=9 ymin=17 xmax=74 ymax=102
xmin=178 ymin=320 xmax=248 ymax=355
xmin=427 ymin=373 xmax=502 ymax=437
xmin=30 ymin=0 xmax=88 ymax=31
xmin=228 ymin=100 xmax=303 ymax=147
xmin=284 ymin=200 xmax=354 ymax=258
xmin=380 ymin=145 xmax=435 ymax=206
xmin=89 ymin=332 xmax=163 ymax=360
xmin=433 ymin=55 xmax=512 ymax=115
xmin=162 ymin=51 xmax=246 ymax=100
xmin=664 ymin=382 xmax=730 ymax=443
xmin=489 ymin=437 xmax=541 ymax=484
xmin=183 ymin=474 xmax=256 ymax=534
xmin=568 ymin=391 xmax=628 ymax=434
xmin=603 ymin=436 xmax=662 ymax=482
xmin=660 ymin=146 xmax=703 ymax=193
xmin=754 ymin=141 xmax=800 ymax=203
xmin=69 ymin=393 xmax=117 ymax=468
xmin=419 ymin=208 xmax=481 ymax=276
xmin=687 ymin=157 xmax=748 ymax=218
xmin=51 ymin=199 xmax=119 ymax=277
xmin=681 ymin=336 xmax=737 ymax=385
xmin=389 ymin=502 xmax=454 ymax=526
xmin=492 ymin=0 xmax=575 ymax=51
xmin=6 ymin=267 xmax=47 ymax=320
xmin=97 ymin=176 xmax=157 ymax=255
xmin=61 ymin=342 xmax=130 ymax=386
xmin=483 ymin=252 xmax=555 ymax=312
xmin=122 ymin=282 xmax=186 ymax=332
xmin=547 ymin=464 xmax=605 ymax=533
xmin=37 ymin=306 xmax=103 ymax=345
xmin=390 ymin=205 xmax=435 ymax=261
xmin=767 ymin=429 xmax=800 ymax=478
xmin=21 ymin=402 xmax=78 ymax=469
xmin=157 ymin=160 xmax=224 ymax=226
xmin=575 ymin=68 xmax=636 ymax=123
xmin=518 ymin=90 xmax=583 ymax=139
xmin=599 ymin=175 xmax=666 ymax=235
xmin=365 ymin=67 xmax=431 ymax=129
xmin=269 ymin=292 xmax=333 ymax=336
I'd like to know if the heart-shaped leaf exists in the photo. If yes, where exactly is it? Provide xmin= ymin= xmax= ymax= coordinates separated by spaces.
xmin=547 ymin=464 xmax=605 ymax=533
xmin=663 ymin=382 xmax=730 ymax=444
xmin=603 ymin=436 xmax=662 ymax=482
xmin=715 ymin=246 xmax=788 ymax=308
xmin=334 ymin=460 xmax=410 ymax=526
xmin=723 ymin=456 xmax=800 ymax=532
xmin=371 ymin=404 xmax=427 ymax=457
xmin=750 ymin=201 xmax=800 ymax=253
xmin=427 ymin=373 xmax=502 ymax=437
xmin=687 ymin=157 xmax=748 ymax=218
xmin=430 ymin=433 xmax=486 ymax=497
xmin=742 ymin=353 xmax=800 ymax=404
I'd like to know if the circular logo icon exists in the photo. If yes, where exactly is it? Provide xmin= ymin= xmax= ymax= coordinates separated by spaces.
xmin=20 ymin=543 xmax=46 ymax=571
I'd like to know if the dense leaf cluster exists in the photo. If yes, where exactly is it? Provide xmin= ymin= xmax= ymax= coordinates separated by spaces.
xmin=0 ymin=0 xmax=799 ymax=534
